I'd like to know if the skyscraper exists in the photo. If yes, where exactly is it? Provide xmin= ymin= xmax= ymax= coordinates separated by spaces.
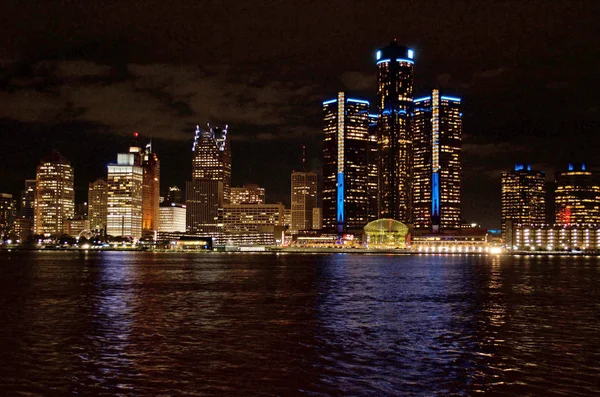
xmin=376 ymin=40 xmax=415 ymax=222
xmin=34 ymin=151 xmax=75 ymax=236
xmin=367 ymin=113 xmax=379 ymax=222
xmin=142 ymin=142 xmax=160 ymax=235
xmin=186 ymin=124 xmax=231 ymax=233
xmin=555 ymin=163 xmax=600 ymax=226
xmin=501 ymin=164 xmax=546 ymax=240
xmin=106 ymin=148 xmax=144 ymax=238
xmin=88 ymin=178 xmax=108 ymax=233
xmin=412 ymin=90 xmax=462 ymax=231
xmin=20 ymin=179 xmax=36 ymax=220
xmin=291 ymin=171 xmax=317 ymax=233
xmin=322 ymin=92 xmax=370 ymax=232
xmin=0 ymin=193 xmax=17 ymax=238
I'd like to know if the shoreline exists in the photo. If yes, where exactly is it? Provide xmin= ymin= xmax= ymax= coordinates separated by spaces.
xmin=1 ymin=246 xmax=600 ymax=256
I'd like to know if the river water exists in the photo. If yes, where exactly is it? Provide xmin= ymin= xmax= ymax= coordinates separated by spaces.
xmin=0 ymin=252 xmax=598 ymax=396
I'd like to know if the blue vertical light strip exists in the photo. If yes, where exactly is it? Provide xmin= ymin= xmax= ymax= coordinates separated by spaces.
xmin=431 ymin=172 xmax=440 ymax=217
xmin=337 ymin=172 xmax=344 ymax=229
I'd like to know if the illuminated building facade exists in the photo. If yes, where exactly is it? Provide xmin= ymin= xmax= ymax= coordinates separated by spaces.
xmin=0 ymin=193 xmax=17 ymax=238
xmin=507 ymin=224 xmax=600 ymax=251
xmin=34 ymin=151 xmax=75 ymax=236
xmin=376 ymin=40 xmax=415 ymax=222
xmin=231 ymin=184 xmax=265 ymax=205
xmin=221 ymin=203 xmax=284 ymax=233
xmin=159 ymin=203 xmax=186 ymax=233
xmin=322 ymin=92 xmax=370 ymax=232
xmin=88 ymin=178 xmax=108 ymax=232
xmin=291 ymin=171 xmax=317 ymax=232
xmin=554 ymin=163 xmax=600 ymax=226
xmin=367 ymin=113 xmax=379 ymax=222
xmin=65 ymin=218 xmax=90 ymax=237
xmin=142 ymin=142 xmax=160 ymax=235
xmin=107 ymin=149 xmax=144 ymax=238
xmin=501 ymin=164 xmax=546 ymax=240
xmin=312 ymin=207 xmax=322 ymax=230
xmin=187 ymin=124 xmax=231 ymax=233
xmin=412 ymin=90 xmax=462 ymax=231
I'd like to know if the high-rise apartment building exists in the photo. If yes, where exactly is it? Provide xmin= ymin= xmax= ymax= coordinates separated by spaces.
xmin=107 ymin=148 xmax=144 ymax=238
xmin=501 ymin=164 xmax=546 ymax=240
xmin=291 ymin=171 xmax=317 ymax=232
xmin=34 ymin=151 xmax=75 ymax=236
xmin=186 ymin=124 xmax=231 ymax=233
xmin=88 ymin=178 xmax=108 ymax=233
xmin=142 ymin=142 xmax=160 ymax=234
xmin=376 ymin=40 xmax=415 ymax=222
xmin=0 ymin=193 xmax=17 ymax=238
xmin=231 ymin=184 xmax=265 ymax=205
xmin=413 ymin=90 xmax=462 ymax=231
xmin=322 ymin=92 xmax=370 ymax=232
xmin=555 ymin=163 xmax=600 ymax=226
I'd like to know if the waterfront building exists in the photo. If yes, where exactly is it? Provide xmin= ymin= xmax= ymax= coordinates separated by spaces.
xmin=554 ymin=163 xmax=600 ymax=226
xmin=158 ymin=203 xmax=187 ymax=233
xmin=376 ymin=40 xmax=415 ymax=222
xmin=506 ymin=223 xmax=600 ymax=251
xmin=412 ymin=90 xmax=462 ymax=231
xmin=0 ymin=193 xmax=17 ymax=238
xmin=34 ymin=151 xmax=75 ymax=236
xmin=501 ymin=164 xmax=546 ymax=241
xmin=88 ymin=178 xmax=108 ymax=233
xmin=142 ymin=142 xmax=160 ymax=235
xmin=167 ymin=186 xmax=182 ymax=204
xmin=231 ymin=184 xmax=265 ymax=205
xmin=186 ymin=124 xmax=231 ymax=233
xmin=291 ymin=171 xmax=317 ymax=233
xmin=322 ymin=92 xmax=370 ymax=232
xmin=106 ymin=148 xmax=144 ymax=238
xmin=221 ymin=203 xmax=284 ymax=233
xmin=363 ymin=218 xmax=409 ymax=248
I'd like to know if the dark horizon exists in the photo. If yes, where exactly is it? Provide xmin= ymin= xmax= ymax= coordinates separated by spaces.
xmin=1 ymin=1 xmax=599 ymax=228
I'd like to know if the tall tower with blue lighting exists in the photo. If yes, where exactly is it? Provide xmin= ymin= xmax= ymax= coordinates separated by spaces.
xmin=322 ymin=92 xmax=370 ymax=233
xmin=412 ymin=90 xmax=462 ymax=231
xmin=376 ymin=40 xmax=415 ymax=223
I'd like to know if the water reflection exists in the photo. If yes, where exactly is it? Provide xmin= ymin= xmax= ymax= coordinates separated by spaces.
xmin=0 ymin=252 xmax=598 ymax=396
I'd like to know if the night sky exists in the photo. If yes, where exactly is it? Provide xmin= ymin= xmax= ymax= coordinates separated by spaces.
xmin=1 ymin=1 xmax=598 ymax=228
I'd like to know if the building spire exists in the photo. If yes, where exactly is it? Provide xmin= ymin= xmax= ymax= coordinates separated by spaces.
xmin=302 ymin=145 xmax=307 ymax=172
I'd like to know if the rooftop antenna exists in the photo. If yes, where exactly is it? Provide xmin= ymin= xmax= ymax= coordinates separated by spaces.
xmin=302 ymin=145 xmax=307 ymax=172
xmin=133 ymin=131 xmax=139 ymax=147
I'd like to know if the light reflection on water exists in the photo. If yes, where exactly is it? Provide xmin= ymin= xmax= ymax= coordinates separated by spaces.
xmin=0 ymin=252 xmax=599 ymax=396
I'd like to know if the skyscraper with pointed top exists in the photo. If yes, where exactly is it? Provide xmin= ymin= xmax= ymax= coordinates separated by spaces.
xmin=142 ymin=141 xmax=160 ymax=235
xmin=186 ymin=124 xmax=231 ymax=233
xmin=375 ymin=40 xmax=415 ymax=223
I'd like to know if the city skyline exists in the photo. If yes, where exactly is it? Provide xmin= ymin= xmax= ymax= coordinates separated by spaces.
xmin=1 ymin=1 xmax=599 ymax=228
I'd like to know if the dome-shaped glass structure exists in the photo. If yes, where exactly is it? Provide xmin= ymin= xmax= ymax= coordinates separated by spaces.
xmin=363 ymin=218 xmax=409 ymax=248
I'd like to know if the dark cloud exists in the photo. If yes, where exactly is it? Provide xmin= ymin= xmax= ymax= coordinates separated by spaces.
xmin=0 ymin=0 xmax=599 ymax=227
